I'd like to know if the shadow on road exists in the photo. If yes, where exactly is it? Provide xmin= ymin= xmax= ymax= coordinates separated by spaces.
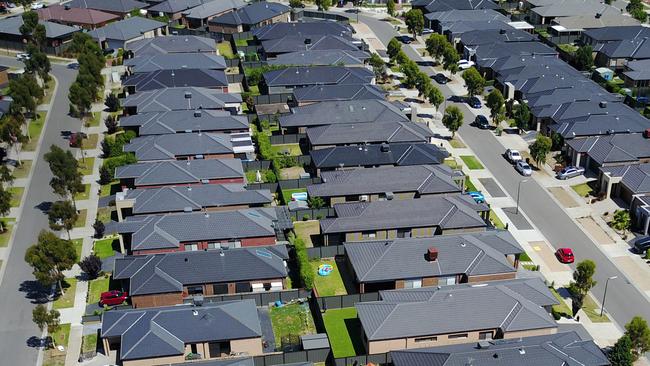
xmin=19 ymin=280 xmax=50 ymax=304
xmin=34 ymin=201 xmax=52 ymax=213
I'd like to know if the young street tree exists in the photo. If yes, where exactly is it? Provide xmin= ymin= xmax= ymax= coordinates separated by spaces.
xmin=442 ymin=45 xmax=459 ymax=74
xmin=486 ymin=89 xmax=505 ymax=125
xmin=567 ymin=259 xmax=597 ymax=317
xmin=427 ymin=86 xmax=444 ymax=111
xmin=624 ymin=316 xmax=650 ymax=360
xmin=414 ymin=71 xmax=432 ymax=98
xmin=425 ymin=33 xmax=447 ymax=62
xmin=0 ymin=186 xmax=12 ymax=233
xmin=387 ymin=0 xmax=395 ymax=16
xmin=104 ymin=93 xmax=120 ymax=112
xmin=0 ymin=115 xmax=28 ymax=165
xmin=289 ymin=0 xmax=303 ymax=7
xmin=574 ymin=45 xmax=594 ymax=71
xmin=462 ymin=67 xmax=485 ymax=96
xmin=387 ymin=38 xmax=402 ymax=63
xmin=48 ymin=200 xmax=78 ymax=240
xmin=529 ymin=134 xmax=552 ymax=167
xmin=442 ymin=105 xmax=464 ymax=138
xmin=368 ymin=53 xmax=386 ymax=81
xmin=404 ymin=9 xmax=425 ymax=39
xmin=104 ymin=115 xmax=119 ymax=134
xmin=44 ymin=145 xmax=84 ymax=207
xmin=513 ymin=102 xmax=531 ymax=132
xmin=609 ymin=334 xmax=634 ymax=366
xmin=79 ymin=255 xmax=102 ymax=279
xmin=32 ymin=305 xmax=61 ymax=348
xmin=315 ymin=0 xmax=331 ymax=11
xmin=24 ymin=230 xmax=77 ymax=294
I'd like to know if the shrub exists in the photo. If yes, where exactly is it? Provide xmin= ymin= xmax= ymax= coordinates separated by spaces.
xmin=93 ymin=218 xmax=105 ymax=238
xmin=264 ymin=169 xmax=277 ymax=183
xmin=79 ymin=255 xmax=102 ymax=279
xmin=302 ymin=215 xmax=310 ymax=221
xmin=99 ymin=165 xmax=111 ymax=185
xmin=102 ymin=154 xmax=137 ymax=179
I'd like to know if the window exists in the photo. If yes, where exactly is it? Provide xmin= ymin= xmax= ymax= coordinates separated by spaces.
xmin=479 ymin=331 xmax=493 ymax=340
xmin=213 ymin=283 xmax=228 ymax=295
xmin=235 ymin=282 xmax=251 ymax=293
xmin=185 ymin=244 xmax=198 ymax=251
xmin=362 ymin=231 xmax=376 ymax=239
xmin=207 ymin=242 xmax=220 ymax=250
xmin=345 ymin=195 xmax=359 ymax=202
xmin=397 ymin=229 xmax=411 ymax=238
xmin=252 ymin=283 xmax=264 ymax=293
xmin=187 ymin=285 xmax=203 ymax=295
xmin=448 ymin=333 xmax=468 ymax=339
xmin=414 ymin=336 xmax=437 ymax=343
xmin=439 ymin=276 xmax=456 ymax=286
xmin=404 ymin=279 xmax=422 ymax=289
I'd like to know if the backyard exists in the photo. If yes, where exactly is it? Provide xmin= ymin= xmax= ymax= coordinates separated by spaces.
xmin=269 ymin=302 xmax=316 ymax=350
xmin=322 ymin=308 xmax=365 ymax=358
xmin=310 ymin=259 xmax=346 ymax=296
xmin=281 ymin=188 xmax=307 ymax=205
xmin=271 ymin=143 xmax=302 ymax=156
xmin=293 ymin=221 xmax=320 ymax=247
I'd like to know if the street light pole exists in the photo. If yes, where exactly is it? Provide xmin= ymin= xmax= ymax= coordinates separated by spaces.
xmin=600 ymin=276 xmax=618 ymax=317
xmin=516 ymin=179 xmax=528 ymax=215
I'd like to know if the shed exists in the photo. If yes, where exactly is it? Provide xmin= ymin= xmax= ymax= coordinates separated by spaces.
xmin=301 ymin=334 xmax=330 ymax=350
xmin=595 ymin=67 xmax=614 ymax=81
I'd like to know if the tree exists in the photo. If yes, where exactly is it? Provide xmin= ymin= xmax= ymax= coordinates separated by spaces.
xmin=442 ymin=44 xmax=459 ymax=74
xmin=0 ymin=115 xmax=28 ymax=164
xmin=368 ymin=53 xmax=386 ymax=81
xmin=400 ymin=59 xmax=420 ymax=88
xmin=461 ymin=67 xmax=485 ymax=96
xmin=0 ymin=186 xmax=11 ymax=233
xmin=425 ymin=33 xmax=447 ymax=62
xmin=68 ymin=81 xmax=92 ymax=117
xmin=32 ymin=305 xmax=61 ymax=348
xmin=574 ymin=45 xmax=594 ymax=71
xmin=414 ymin=71 xmax=432 ymax=97
xmin=387 ymin=38 xmax=402 ymax=63
xmin=442 ymin=105 xmax=463 ymax=138
xmin=529 ymin=134 xmax=552 ymax=167
xmin=44 ymin=145 xmax=84 ymax=207
xmin=79 ymin=255 xmax=103 ymax=279
xmin=486 ymin=89 xmax=505 ymax=124
xmin=308 ymin=196 xmax=325 ymax=209
xmin=315 ymin=0 xmax=331 ymax=11
xmin=104 ymin=115 xmax=119 ymax=134
xmin=404 ymin=9 xmax=424 ymax=38
xmin=609 ymin=334 xmax=634 ymax=366
xmin=627 ymin=0 xmax=648 ymax=22
xmin=93 ymin=218 xmax=106 ymax=238
xmin=104 ymin=93 xmax=120 ymax=112
xmin=427 ymin=86 xmax=444 ymax=110
xmin=99 ymin=165 xmax=112 ymax=185
xmin=24 ymin=230 xmax=77 ymax=293
xmin=611 ymin=210 xmax=631 ymax=232
xmin=567 ymin=259 xmax=597 ymax=317
xmin=289 ymin=0 xmax=303 ymax=7
xmin=9 ymin=76 xmax=38 ymax=120
xmin=19 ymin=11 xmax=38 ymax=38
xmin=513 ymin=102 xmax=531 ymax=133
xmin=625 ymin=316 xmax=650 ymax=360
xmin=48 ymin=200 xmax=78 ymax=240
xmin=386 ymin=0 xmax=395 ymax=16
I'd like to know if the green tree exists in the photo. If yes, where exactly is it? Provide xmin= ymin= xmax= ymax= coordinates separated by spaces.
xmin=567 ymin=259 xmax=597 ymax=317
xmin=68 ymin=81 xmax=92 ymax=118
xmin=44 ymin=145 xmax=84 ymax=207
xmin=486 ymin=89 xmax=505 ymax=124
xmin=405 ymin=9 xmax=424 ymax=38
xmin=442 ymin=105 xmax=463 ymax=138
xmin=0 ymin=115 xmax=28 ymax=165
xmin=78 ymin=255 xmax=102 ymax=279
xmin=442 ymin=44 xmax=459 ymax=74
xmin=529 ymin=134 xmax=552 ymax=167
xmin=461 ymin=67 xmax=485 ymax=96
xmin=625 ymin=316 xmax=650 ymax=360
xmin=425 ymin=33 xmax=447 ymax=62
xmin=25 ymin=230 xmax=77 ymax=294
xmin=368 ymin=53 xmax=386 ymax=80
xmin=574 ymin=45 xmax=594 ymax=71
xmin=414 ymin=71 xmax=432 ymax=97
xmin=627 ymin=0 xmax=648 ymax=22
xmin=32 ymin=305 xmax=61 ymax=348
xmin=289 ymin=0 xmax=303 ymax=7
xmin=48 ymin=200 xmax=78 ymax=240
xmin=0 ymin=186 xmax=11 ymax=233
xmin=315 ymin=0 xmax=331 ymax=11
xmin=513 ymin=102 xmax=531 ymax=132
xmin=387 ymin=38 xmax=402 ymax=63
xmin=400 ymin=59 xmax=420 ymax=88
xmin=609 ymin=334 xmax=634 ymax=366
xmin=308 ymin=196 xmax=325 ymax=209
xmin=19 ymin=10 xmax=38 ymax=38
xmin=427 ymin=86 xmax=444 ymax=110
xmin=104 ymin=93 xmax=120 ymax=112
xmin=387 ymin=0 xmax=396 ymax=16
xmin=611 ymin=210 xmax=631 ymax=232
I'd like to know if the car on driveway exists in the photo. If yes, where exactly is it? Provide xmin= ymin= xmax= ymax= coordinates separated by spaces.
xmin=432 ymin=73 xmax=447 ymax=84
xmin=468 ymin=96 xmax=481 ymax=108
xmin=467 ymin=191 xmax=485 ymax=203
xmin=422 ymin=28 xmax=434 ymax=35
xmin=633 ymin=236 xmax=650 ymax=254
xmin=555 ymin=248 xmax=575 ymax=263
xmin=556 ymin=166 xmax=585 ymax=180
xmin=515 ymin=160 xmax=532 ymax=176
xmin=473 ymin=115 xmax=489 ymax=129
xmin=397 ymin=35 xmax=412 ymax=44
xmin=16 ymin=53 xmax=30 ymax=61
xmin=99 ymin=290 xmax=128 ymax=306
xmin=458 ymin=59 xmax=475 ymax=70
xmin=505 ymin=149 xmax=523 ymax=163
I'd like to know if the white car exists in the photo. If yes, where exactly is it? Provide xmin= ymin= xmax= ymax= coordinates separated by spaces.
xmin=458 ymin=59 xmax=475 ymax=70
xmin=515 ymin=161 xmax=533 ymax=176
xmin=30 ymin=2 xmax=44 ymax=9
xmin=505 ymin=149 xmax=522 ymax=163
xmin=16 ymin=53 xmax=30 ymax=61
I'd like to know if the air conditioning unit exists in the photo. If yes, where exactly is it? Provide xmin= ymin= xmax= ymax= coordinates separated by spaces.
xmin=360 ymin=195 xmax=369 ymax=202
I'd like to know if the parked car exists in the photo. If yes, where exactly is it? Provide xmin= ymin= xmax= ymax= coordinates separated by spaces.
xmin=69 ymin=132 xmax=87 ymax=147
xmin=633 ymin=236 xmax=650 ymax=254
xmin=422 ymin=28 xmax=434 ymax=35
xmin=16 ymin=53 xmax=30 ymax=61
xmin=473 ymin=115 xmax=489 ymax=129
xmin=432 ymin=73 xmax=448 ymax=84
xmin=67 ymin=62 xmax=79 ymax=70
xmin=99 ymin=290 xmax=128 ymax=306
xmin=555 ymin=248 xmax=575 ymax=263
xmin=505 ymin=149 xmax=523 ymax=163
xmin=556 ymin=166 xmax=585 ymax=180
xmin=468 ymin=96 xmax=481 ymax=109
xmin=467 ymin=191 xmax=485 ymax=203
xmin=458 ymin=59 xmax=475 ymax=70
xmin=30 ymin=2 xmax=44 ymax=9
xmin=397 ymin=35 xmax=412 ymax=44
xmin=515 ymin=160 xmax=532 ymax=176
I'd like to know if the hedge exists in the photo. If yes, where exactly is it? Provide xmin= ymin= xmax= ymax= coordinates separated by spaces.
xmin=290 ymin=234 xmax=314 ymax=290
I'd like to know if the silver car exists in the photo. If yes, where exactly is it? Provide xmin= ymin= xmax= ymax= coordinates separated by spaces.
xmin=515 ymin=161 xmax=532 ymax=176
xmin=556 ymin=166 xmax=585 ymax=180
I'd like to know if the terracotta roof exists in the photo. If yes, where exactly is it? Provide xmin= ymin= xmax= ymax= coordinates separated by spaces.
xmin=36 ymin=4 xmax=119 ymax=26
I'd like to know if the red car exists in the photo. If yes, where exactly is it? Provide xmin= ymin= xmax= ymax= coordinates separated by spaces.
xmin=555 ymin=248 xmax=575 ymax=264
xmin=99 ymin=290 xmax=128 ymax=306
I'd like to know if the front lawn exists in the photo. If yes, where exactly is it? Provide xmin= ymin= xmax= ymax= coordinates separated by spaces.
xmin=449 ymin=137 xmax=466 ymax=148
xmin=96 ymin=207 xmax=114 ymax=223
xmin=23 ymin=115 xmax=46 ymax=151
xmin=571 ymin=182 xmax=594 ymax=198
xmin=582 ymin=293 xmax=610 ymax=322
xmin=460 ymin=155 xmax=484 ymax=170
xmin=74 ymin=209 xmax=87 ymax=228
xmin=53 ymin=279 xmax=77 ymax=309
xmin=93 ymin=238 xmax=117 ymax=259
xmin=82 ymin=134 xmax=99 ymax=149
xmin=13 ymin=160 xmax=32 ymax=179
xmin=50 ymin=323 xmax=71 ymax=350
xmin=87 ymin=276 xmax=110 ymax=305
xmin=81 ymin=333 xmax=97 ymax=354
xmin=489 ymin=210 xmax=505 ymax=229
xmin=72 ymin=238 xmax=83 ymax=261
xmin=74 ymin=184 xmax=91 ymax=201
xmin=0 ymin=219 xmax=14 ymax=247
xmin=443 ymin=158 xmax=460 ymax=169
xmin=464 ymin=177 xmax=477 ymax=192
xmin=9 ymin=186 xmax=24 ymax=207
xmin=271 ymin=143 xmax=302 ymax=156
xmin=550 ymin=287 xmax=572 ymax=318
xmin=100 ymin=180 xmax=119 ymax=197
xmin=77 ymin=157 xmax=95 ymax=176
xmin=269 ymin=303 xmax=316 ymax=350
xmin=281 ymin=188 xmax=307 ymax=205
xmin=311 ymin=259 xmax=346 ymax=296
xmin=87 ymin=112 xmax=101 ymax=127
xmin=323 ymin=308 xmax=365 ymax=358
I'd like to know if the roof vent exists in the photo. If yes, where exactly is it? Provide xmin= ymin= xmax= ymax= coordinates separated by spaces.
xmin=219 ymin=249 xmax=225 ymax=257
xmin=305 ymin=38 xmax=311 ymax=44
xmin=599 ymin=101 xmax=607 ymax=108
xmin=499 ymin=29 xmax=507 ymax=34
xmin=64 ymin=4 xmax=70 ymax=10
xmin=193 ymin=295 xmax=203 ymax=306
xmin=192 ymin=310 xmax=198 ymax=316
xmin=595 ymin=12 xmax=602 ymax=18
xmin=518 ymin=348 xmax=526 ymax=355
xmin=478 ymin=341 xmax=490 ymax=349
xmin=380 ymin=143 xmax=390 ymax=152
xmin=427 ymin=247 xmax=438 ymax=261
xmin=194 ymin=109 xmax=202 ymax=117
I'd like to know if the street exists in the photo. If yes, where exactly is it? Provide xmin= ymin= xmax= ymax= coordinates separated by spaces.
xmin=0 ymin=58 xmax=80 ymax=366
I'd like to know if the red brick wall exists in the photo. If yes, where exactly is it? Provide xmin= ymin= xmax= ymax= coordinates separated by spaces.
xmin=241 ymin=236 xmax=276 ymax=247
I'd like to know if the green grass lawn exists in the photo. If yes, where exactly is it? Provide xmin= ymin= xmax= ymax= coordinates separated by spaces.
xmin=460 ymin=155 xmax=484 ymax=170
xmin=96 ymin=207 xmax=114 ymax=224
xmin=23 ymin=115 xmax=46 ymax=151
xmin=100 ymin=180 xmax=119 ymax=197
xmin=72 ymin=238 xmax=83 ymax=261
xmin=41 ymin=79 xmax=56 ymax=105
xmin=87 ymin=112 xmax=101 ymax=127
xmin=269 ymin=303 xmax=316 ymax=349
xmin=551 ymin=287 xmax=572 ymax=318
xmin=271 ymin=144 xmax=302 ymax=156
xmin=74 ymin=209 xmax=87 ymax=228
xmin=217 ymin=42 xmax=235 ymax=58
xmin=78 ymin=157 xmax=95 ymax=176
xmin=13 ymin=160 xmax=32 ymax=179
xmin=449 ymin=137 xmax=466 ymax=148
xmin=489 ymin=210 xmax=505 ymax=229
xmin=53 ymin=279 xmax=77 ymax=309
xmin=281 ymin=188 xmax=307 ymax=205
xmin=50 ymin=323 xmax=71 ymax=350
xmin=81 ymin=333 xmax=97 ymax=354
xmin=443 ymin=158 xmax=460 ymax=169
xmin=519 ymin=251 xmax=532 ymax=262
xmin=74 ymin=184 xmax=91 ymax=201
xmin=464 ymin=177 xmax=477 ymax=192
xmin=82 ymin=134 xmax=99 ymax=149
xmin=9 ymin=186 xmax=24 ymax=207
xmin=311 ymin=259 xmax=347 ymax=296
xmin=323 ymin=308 xmax=365 ymax=358
xmin=583 ymin=293 xmax=610 ymax=322
xmin=0 ymin=219 xmax=15 ymax=247
xmin=293 ymin=221 xmax=320 ymax=247
xmin=93 ymin=238 xmax=116 ymax=259
xmin=248 ymin=84 xmax=260 ymax=95
xmin=234 ymin=38 xmax=249 ymax=47
xmin=571 ymin=183 xmax=594 ymax=197
xmin=87 ymin=276 xmax=110 ymax=305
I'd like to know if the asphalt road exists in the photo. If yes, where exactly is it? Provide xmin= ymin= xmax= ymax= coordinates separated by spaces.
xmin=359 ymin=13 xmax=650 ymax=336
xmin=0 ymin=58 xmax=80 ymax=366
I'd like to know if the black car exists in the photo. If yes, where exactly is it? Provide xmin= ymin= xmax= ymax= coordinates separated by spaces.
xmin=468 ymin=96 xmax=482 ymax=109
xmin=397 ymin=35 xmax=412 ymax=44
xmin=473 ymin=115 xmax=489 ymax=129
xmin=67 ymin=62 xmax=79 ymax=70
xmin=433 ymin=73 xmax=447 ymax=84
xmin=634 ymin=236 xmax=650 ymax=254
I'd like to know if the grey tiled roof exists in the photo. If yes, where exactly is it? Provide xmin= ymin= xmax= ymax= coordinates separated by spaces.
xmin=263 ymin=66 xmax=373 ymax=87
xmin=623 ymin=59 xmax=650 ymax=81
xmin=123 ymin=133 xmax=233 ymax=161
xmin=252 ymin=22 xmax=352 ymax=40
xmin=345 ymin=230 xmax=522 ymax=282
xmin=182 ymin=0 xmax=245 ymax=20
xmin=425 ymin=9 xmax=508 ymax=23
xmin=552 ymin=113 xmax=650 ymax=139
xmin=459 ymin=28 xmax=536 ymax=46
xmin=64 ymin=0 xmax=147 ymax=13
xmin=172 ymin=360 xmax=312 ymax=366
xmin=113 ymin=245 xmax=288 ymax=295
xmin=582 ymin=25 xmax=650 ymax=43
xmin=391 ymin=331 xmax=609 ymax=366
xmin=208 ymin=1 xmax=290 ymax=26
xmin=261 ymin=35 xmax=360 ymax=55
xmin=292 ymin=84 xmax=386 ymax=103
xmin=122 ymin=87 xmax=241 ymax=113
xmin=148 ymin=0 xmax=204 ymax=14
xmin=268 ymin=49 xmax=370 ymax=67
xmin=119 ymin=109 xmax=248 ymax=135
xmin=89 ymin=17 xmax=166 ymax=42
xmin=307 ymin=165 xmax=461 ymax=198
xmin=114 ymin=159 xmax=244 ymax=186
xmin=306 ymin=121 xmax=433 ymax=146
xmin=311 ymin=143 xmax=449 ymax=169
xmin=416 ymin=0 xmax=499 ymax=13
xmin=0 ymin=15 xmax=79 ymax=38
xmin=566 ymin=133 xmax=650 ymax=165
xmin=320 ymin=194 xmax=488 ymax=234
xmin=126 ymin=35 xmax=217 ymax=55
xmin=122 ymin=69 xmax=228 ymax=91
xmin=114 ymin=208 xmax=281 ymax=251
xmin=280 ymin=99 xmax=407 ymax=128
xmin=553 ymin=7 xmax=639 ymax=30
xmin=125 ymin=53 xmax=226 ymax=73
xmin=601 ymin=163 xmax=650 ymax=195
xmin=101 ymin=301 xmax=262 ymax=360
xmin=123 ymin=184 xmax=272 ymax=214
xmin=357 ymin=278 xmax=557 ymax=341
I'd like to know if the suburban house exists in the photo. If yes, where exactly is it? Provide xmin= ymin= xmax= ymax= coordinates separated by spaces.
xmin=261 ymin=66 xmax=374 ymax=95
xmin=391 ymin=331 xmax=609 ymax=366
xmin=35 ymin=4 xmax=119 ymax=30
xmin=125 ymin=35 xmax=217 ymax=56
xmin=307 ymin=165 xmax=463 ymax=205
xmin=600 ymin=163 xmax=650 ymax=206
xmin=345 ymin=230 xmax=524 ymax=293
xmin=310 ymin=143 xmax=449 ymax=176
xmin=100 ymin=301 xmax=264 ymax=365
xmin=113 ymin=207 xmax=292 ymax=255
xmin=114 ymin=159 xmax=245 ymax=189
xmin=581 ymin=26 xmax=650 ymax=68
xmin=267 ymin=49 xmax=370 ymax=67
xmin=122 ymin=69 xmax=229 ymax=93
xmin=412 ymin=0 xmax=499 ymax=15
xmin=259 ymin=35 xmax=363 ymax=59
xmin=545 ymin=8 xmax=639 ymax=45
xmin=306 ymin=121 xmax=434 ymax=150
xmin=119 ymin=109 xmax=249 ymax=136
xmin=124 ymin=53 xmax=227 ymax=74
xmin=252 ymin=21 xmax=353 ymax=42
xmin=279 ymin=99 xmax=408 ymax=134
xmin=123 ymin=133 xmax=234 ymax=161
xmin=114 ymin=183 xmax=272 ymax=220
xmin=89 ymin=16 xmax=167 ymax=50
xmin=0 ymin=16 xmax=79 ymax=52
xmin=172 ymin=360 xmax=313 ymax=366
xmin=565 ymin=133 xmax=650 ymax=174
xmin=356 ymin=278 xmax=559 ymax=354
xmin=208 ymin=1 xmax=291 ymax=34
xmin=319 ymin=194 xmax=489 ymax=245
xmin=622 ymin=59 xmax=650 ymax=92
xmin=550 ymin=112 xmax=650 ymax=140
xmin=425 ymin=10 xmax=509 ymax=35
xmin=112 ymin=245 xmax=288 ymax=307
xmin=180 ymin=0 xmax=245 ymax=29
xmin=146 ymin=0 xmax=206 ymax=21
xmin=631 ymin=194 xmax=650 ymax=236
xmin=525 ymin=0 xmax=630 ymax=28
xmin=63 ymin=0 xmax=147 ymax=17
xmin=292 ymin=84 xmax=387 ymax=107
xmin=121 ymin=87 xmax=242 ymax=114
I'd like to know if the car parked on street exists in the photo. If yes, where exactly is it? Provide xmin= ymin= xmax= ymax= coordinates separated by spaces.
xmin=30 ymin=2 xmax=44 ymax=9
xmin=67 ymin=62 xmax=79 ymax=70
xmin=16 ymin=53 xmax=30 ymax=61
xmin=505 ymin=149 xmax=523 ymax=163
xmin=467 ymin=191 xmax=485 ymax=203
xmin=432 ymin=73 xmax=447 ymax=84
xmin=515 ymin=160 xmax=532 ymax=176
xmin=397 ymin=35 xmax=412 ymax=44
xmin=633 ymin=236 xmax=650 ymax=254
xmin=555 ymin=248 xmax=575 ymax=263
xmin=458 ymin=59 xmax=475 ymax=70
xmin=422 ymin=28 xmax=434 ymax=35
xmin=99 ymin=290 xmax=128 ymax=306
xmin=556 ymin=166 xmax=585 ymax=180
xmin=473 ymin=115 xmax=489 ymax=129
xmin=69 ymin=132 xmax=87 ymax=147
xmin=468 ymin=96 xmax=481 ymax=109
